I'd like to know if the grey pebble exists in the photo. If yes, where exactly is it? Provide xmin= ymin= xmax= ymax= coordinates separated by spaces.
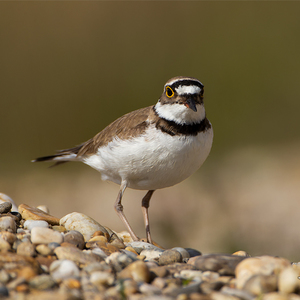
xmin=185 ymin=248 xmax=202 ymax=257
xmin=0 ymin=202 xmax=12 ymax=214
xmin=172 ymin=247 xmax=190 ymax=260
xmin=159 ymin=249 xmax=182 ymax=266
xmin=64 ymin=230 xmax=85 ymax=249
xmin=189 ymin=254 xmax=245 ymax=276
xmin=0 ymin=286 xmax=9 ymax=297
xmin=29 ymin=274 xmax=56 ymax=290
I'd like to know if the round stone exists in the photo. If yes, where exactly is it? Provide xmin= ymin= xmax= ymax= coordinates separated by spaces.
xmin=0 ymin=193 xmax=18 ymax=212
xmin=36 ymin=244 xmax=53 ymax=256
xmin=278 ymin=266 xmax=299 ymax=294
xmin=0 ymin=202 xmax=12 ymax=214
xmin=50 ymin=259 xmax=80 ymax=281
xmin=0 ymin=216 xmax=16 ymax=233
xmin=64 ymin=230 xmax=85 ymax=249
xmin=158 ymin=250 xmax=182 ymax=265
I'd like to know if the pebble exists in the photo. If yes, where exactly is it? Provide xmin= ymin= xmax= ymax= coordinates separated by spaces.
xmin=18 ymin=204 xmax=60 ymax=225
xmin=0 ymin=236 xmax=11 ymax=251
xmin=159 ymin=249 xmax=183 ymax=265
xmin=17 ymin=241 xmax=36 ymax=257
xmin=54 ymin=246 xmax=103 ymax=265
xmin=1 ymin=195 xmax=300 ymax=300
xmin=29 ymin=274 xmax=56 ymax=290
xmin=172 ymin=247 xmax=190 ymax=260
xmin=36 ymin=205 xmax=49 ymax=214
xmin=60 ymin=212 xmax=109 ymax=241
xmin=0 ymin=231 xmax=17 ymax=245
xmin=36 ymin=244 xmax=53 ymax=256
xmin=0 ymin=202 xmax=12 ymax=214
xmin=106 ymin=251 xmax=138 ymax=272
xmin=243 ymin=274 xmax=278 ymax=295
xmin=118 ymin=260 xmax=151 ymax=283
xmin=235 ymin=256 xmax=291 ymax=289
xmin=278 ymin=266 xmax=299 ymax=294
xmin=90 ymin=271 xmax=115 ymax=286
xmin=0 ymin=216 xmax=17 ymax=233
xmin=140 ymin=248 xmax=164 ymax=261
xmin=24 ymin=220 xmax=49 ymax=231
xmin=31 ymin=227 xmax=64 ymax=244
xmin=189 ymin=254 xmax=246 ymax=276
xmin=0 ymin=193 xmax=18 ymax=211
xmin=127 ymin=241 xmax=162 ymax=254
xmin=50 ymin=259 xmax=80 ymax=281
xmin=63 ymin=230 xmax=85 ymax=249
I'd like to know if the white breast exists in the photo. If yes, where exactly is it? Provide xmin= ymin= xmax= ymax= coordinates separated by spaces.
xmin=83 ymin=124 xmax=213 ymax=191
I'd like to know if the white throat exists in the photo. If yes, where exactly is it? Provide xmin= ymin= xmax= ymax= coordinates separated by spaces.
xmin=155 ymin=101 xmax=206 ymax=125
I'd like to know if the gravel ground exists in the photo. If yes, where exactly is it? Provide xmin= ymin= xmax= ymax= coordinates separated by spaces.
xmin=0 ymin=193 xmax=299 ymax=300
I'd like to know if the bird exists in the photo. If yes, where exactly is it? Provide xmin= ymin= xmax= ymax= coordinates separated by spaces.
xmin=32 ymin=76 xmax=213 ymax=244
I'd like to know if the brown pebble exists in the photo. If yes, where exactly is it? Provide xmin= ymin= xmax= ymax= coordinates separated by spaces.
xmin=35 ymin=255 xmax=57 ymax=269
xmin=118 ymin=260 xmax=151 ymax=283
xmin=150 ymin=266 xmax=169 ymax=278
xmin=89 ymin=235 xmax=108 ymax=243
xmin=232 ymin=250 xmax=251 ymax=257
xmin=18 ymin=204 xmax=59 ymax=225
xmin=16 ymin=283 xmax=30 ymax=293
xmin=0 ymin=231 xmax=17 ymax=245
xmin=63 ymin=278 xmax=81 ymax=289
xmin=52 ymin=226 xmax=67 ymax=233
xmin=17 ymin=266 xmax=38 ymax=280
xmin=17 ymin=241 xmax=36 ymax=257
xmin=86 ymin=240 xmax=106 ymax=249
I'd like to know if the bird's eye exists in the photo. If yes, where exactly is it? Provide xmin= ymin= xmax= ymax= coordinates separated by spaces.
xmin=165 ymin=86 xmax=174 ymax=98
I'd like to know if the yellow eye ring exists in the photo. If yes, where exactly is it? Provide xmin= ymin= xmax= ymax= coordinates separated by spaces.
xmin=165 ymin=86 xmax=174 ymax=98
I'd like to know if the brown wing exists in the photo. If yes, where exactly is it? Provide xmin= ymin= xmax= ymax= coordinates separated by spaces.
xmin=77 ymin=106 xmax=153 ymax=156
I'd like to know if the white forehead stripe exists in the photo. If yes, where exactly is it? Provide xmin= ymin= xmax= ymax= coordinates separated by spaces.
xmin=175 ymin=85 xmax=201 ymax=95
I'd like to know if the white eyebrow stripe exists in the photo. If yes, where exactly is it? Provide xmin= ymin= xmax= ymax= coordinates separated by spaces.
xmin=175 ymin=85 xmax=201 ymax=95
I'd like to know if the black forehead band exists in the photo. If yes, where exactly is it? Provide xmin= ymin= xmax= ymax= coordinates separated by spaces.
xmin=168 ymin=80 xmax=204 ymax=90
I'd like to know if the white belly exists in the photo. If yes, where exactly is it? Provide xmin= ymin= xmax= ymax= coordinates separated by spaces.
xmin=83 ymin=124 xmax=213 ymax=190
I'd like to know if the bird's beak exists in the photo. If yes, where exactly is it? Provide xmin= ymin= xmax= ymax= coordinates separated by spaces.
xmin=185 ymin=98 xmax=197 ymax=112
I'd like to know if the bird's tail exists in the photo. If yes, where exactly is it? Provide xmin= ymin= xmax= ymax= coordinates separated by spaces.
xmin=32 ymin=144 xmax=84 ymax=167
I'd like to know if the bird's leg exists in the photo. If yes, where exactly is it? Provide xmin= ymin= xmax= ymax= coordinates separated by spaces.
xmin=141 ymin=190 xmax=155 ymax=244
xmin=114 ymin=181 xmax=139 ymax=241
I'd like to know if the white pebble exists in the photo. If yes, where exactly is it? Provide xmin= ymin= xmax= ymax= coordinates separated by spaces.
xmin=24 ymin=220 xmax=49 ymax=231
xmin=50 ymin=260 xmax=80 ymax=281
xmin=90 ymin=271 xmax=115 ymax=286
xmin=278 ymin=267 xmax=299 ymax=294
xmin=60 ymin=212 xmax=107 ymax=241
xmin=31 ymin=227 xmax=63 ymax=244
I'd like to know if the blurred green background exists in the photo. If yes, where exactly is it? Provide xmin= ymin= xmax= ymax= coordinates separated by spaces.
xmin=1 ymin=2 xmax=300 ymax=259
